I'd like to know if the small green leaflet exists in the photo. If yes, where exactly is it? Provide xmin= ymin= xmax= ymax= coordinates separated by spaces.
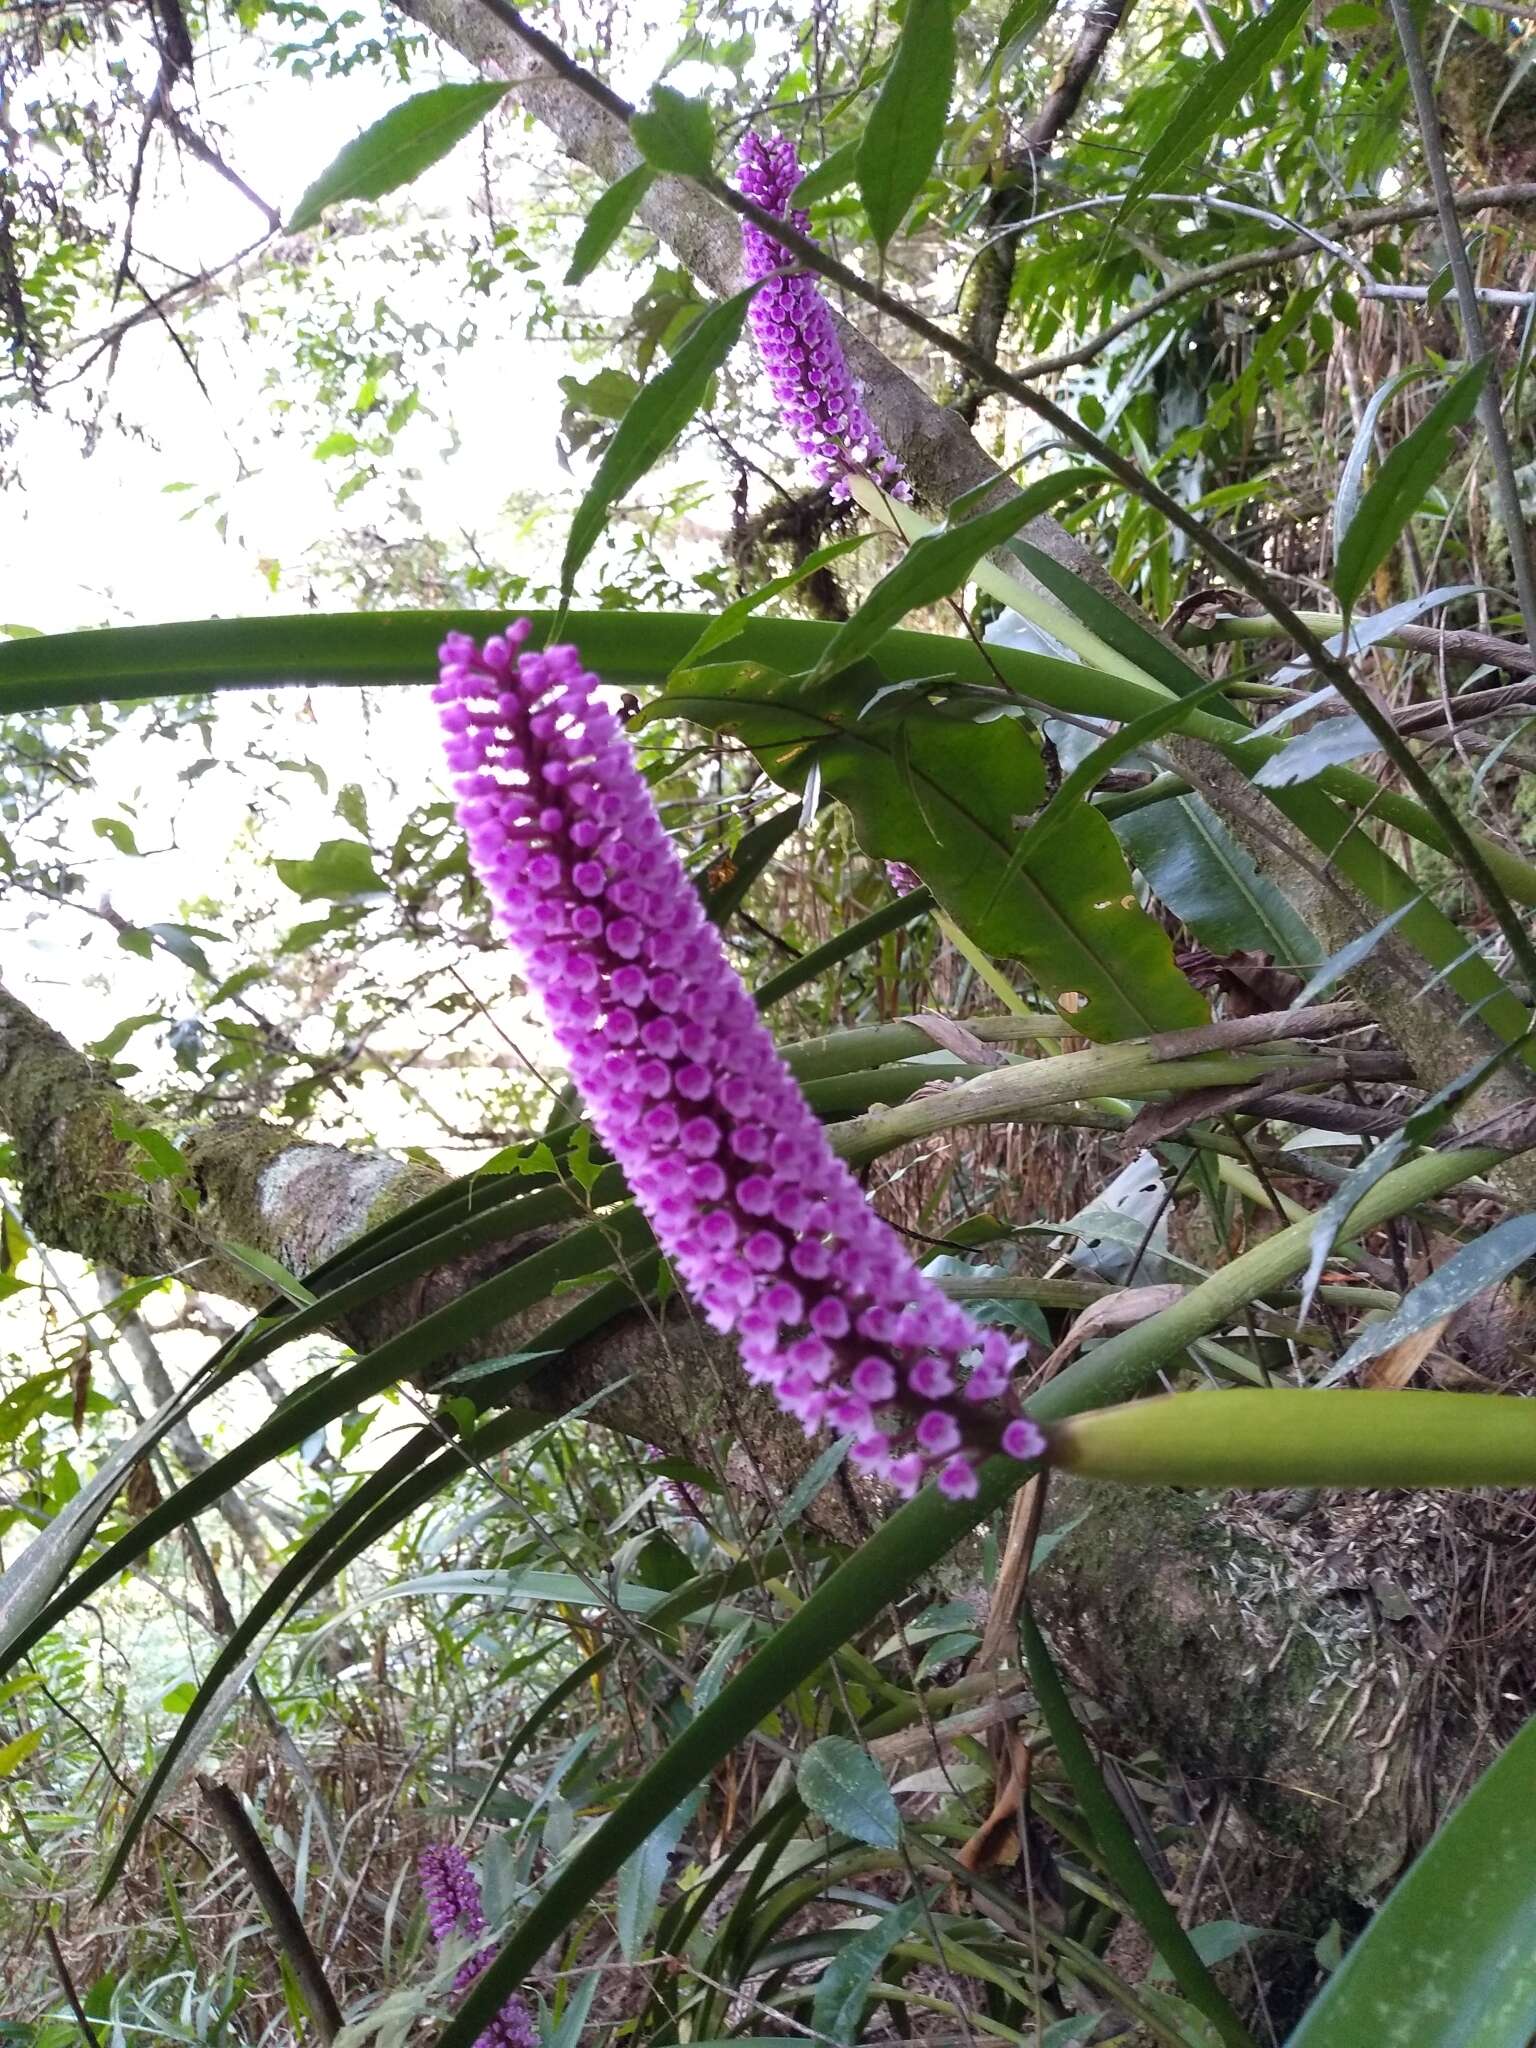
xmin=273 ymin=838 xmax=386 ymax=901
xmin=792 ymin=137 xmax=860 ymax=207
xmin=286 ymin=82 xmax=512 ymax=233
xmin=216 ymin=1240 xmax=319 ymax=1308
xmin=560 ymin=285 xmax=757 ymax=602
xmin=629 ymin=85 xmax=714 ymax=178
xmin=857 ymin=0 xmax=956 ymax=247
xmin=1333 ymin=361 xmax=1490 ymax=611
xmin=565 ymin=163 xmax=655 ymax=285
xmin=797 ymin=1735 xmax=902 ymax=1849
xmin=1118 ymin=0 xmax=1311 ymax=227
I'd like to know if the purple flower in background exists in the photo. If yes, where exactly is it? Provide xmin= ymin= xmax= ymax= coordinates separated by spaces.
xmin=434 ymin=624 xmax=1046 ymax=1499
xmin=737 ymin=131 xmax=908 ymax=503
xmin=885 ymin=860 xmax=922 ymax=897
xmin=419 ymin=1845 xmax=537 ymax=2048
xmin=647 ymin=1442 xmax=704 ymax=1515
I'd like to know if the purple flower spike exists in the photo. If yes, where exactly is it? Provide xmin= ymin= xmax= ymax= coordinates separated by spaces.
xmin=885 ymin=860 xmax=921 ymax=897
xmin=419 ymin=1846 xmax=537 ymax=2048
xmin=434 ymin=625 xmax=1047 ymax=1497
xmin=737 ymin=131 xmax=909 ymax=503
xmin=419 ymin=1844 xmax=485 ymax=1944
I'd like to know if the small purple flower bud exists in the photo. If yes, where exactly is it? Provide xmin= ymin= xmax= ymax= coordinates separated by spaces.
xmin=886 ymin=860 xmax=922 ymax=897
xmin=737 ymin=132 xmax=909 ymax=503
xmin=418 ymin=1847 xmax=537 ymax=2048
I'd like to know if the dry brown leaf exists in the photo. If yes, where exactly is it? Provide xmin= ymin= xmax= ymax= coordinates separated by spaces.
xmin=900 ymin=1011 xmax=1006 ymax=1067
xmin=1362 ymin=1311 xmax=1453 ymax=1388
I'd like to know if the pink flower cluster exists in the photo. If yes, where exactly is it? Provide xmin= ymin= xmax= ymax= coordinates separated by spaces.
xmin=737 ymin=131 xmax=908 ymax=503
xmin=419 ymin=1845 xmax=536 ymax=2047
xmin=435 ymin=625 xmax=1045 ymax=1498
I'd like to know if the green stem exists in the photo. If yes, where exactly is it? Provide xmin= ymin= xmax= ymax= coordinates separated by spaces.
xmin=1031 ymin=1142 xmax=1505 ymax=1422
xmin=1054 ymin=1388 xmax=1536 ymax=1487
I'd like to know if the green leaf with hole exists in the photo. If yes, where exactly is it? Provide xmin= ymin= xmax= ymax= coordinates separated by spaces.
xmin=798 ymin=1736 xmax=902 ymax=1849
xmin=655 ymin=659 xmax=1206 ymax=1039
xmin=1288 ymin=1709 xmax=1536 ymax=2047
xmin=629 ymin=85 xmax=714 ymax=178
xmin=858 ymin=0 xmax=956 ymax=247
xmin=565 ymin=163 xmax=655 ymax=284
xmin=560 ymin=287 xmax=757 ymax=601
xmin=1333 ymin=360 xmax=1490 ymax=611
xmin=286 ymin=82 xmax=511 ymax=232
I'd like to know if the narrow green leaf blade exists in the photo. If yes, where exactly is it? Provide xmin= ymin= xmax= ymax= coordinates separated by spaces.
xmin=560 ymin=287 xmax=757 ymax=601
xmin=812 ymin=475 xmax=1106 ymax=684
xmin=1332 ymin=1215 xmax=1536 ymax=1379
xmin=1118 ymin=0 xmax=1311 ymax=226
xmin=1334 ymin=361 xmax=1491 ymax=611
xmin=1229 ymin=1714 xmax=1536 ymax=2047
xmin=1020 ymin=1606 xmax=1255 ymax=2048
xmin=286 ymin=83 xmax=511 ymax=232
xmin=812 ymin=1893 xmax=925 ymax=2043
xmin=857 ymin=0 xmax=956 ymax=247
xmin=565 ymin=163 xmax=655 ymax=285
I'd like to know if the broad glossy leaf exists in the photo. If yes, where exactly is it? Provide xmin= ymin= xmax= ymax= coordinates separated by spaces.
xmin=560 ymin=288 xmax=757 ymax=601
xmin=1286 ymin=1711 xmax=1536 ymax=2048
xmin=1021 ymin=1607 xmax=1254 ymax=2048
xmin=1118 ymin=0 xmax=1311 ymax=225
xmin=857 ymin=0 xmax=956 ymax=247
xmin=1114 ymin=794 xmax=1317 ymax=965
xmin=564 ymin=162 xmax=654 ymax=285
xmin=797 ymin=1736 xmax=901 ymax=1849
xmin=1334 ymin=361 xmax=1490 ymax=611
xmin=286 ymin=83 xmax=511 ymax=232
xmin=656 ymin=660 xmax=1205 ymax=1038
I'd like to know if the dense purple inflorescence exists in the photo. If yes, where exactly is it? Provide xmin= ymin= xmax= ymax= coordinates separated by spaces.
xmin=434 ymin=624 xmax=1046 ymax=1499
xmin=418 ymin=1846 xmax=536 ymax=2048
xmin=885 ymin=860 xmax=922 ymax=898
xmin=737 ymin=131 xmax=908 ymax=502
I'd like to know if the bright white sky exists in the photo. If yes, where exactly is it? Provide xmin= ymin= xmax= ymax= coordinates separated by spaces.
xmin=5 ymin=9 xmax=738 ymax=1064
